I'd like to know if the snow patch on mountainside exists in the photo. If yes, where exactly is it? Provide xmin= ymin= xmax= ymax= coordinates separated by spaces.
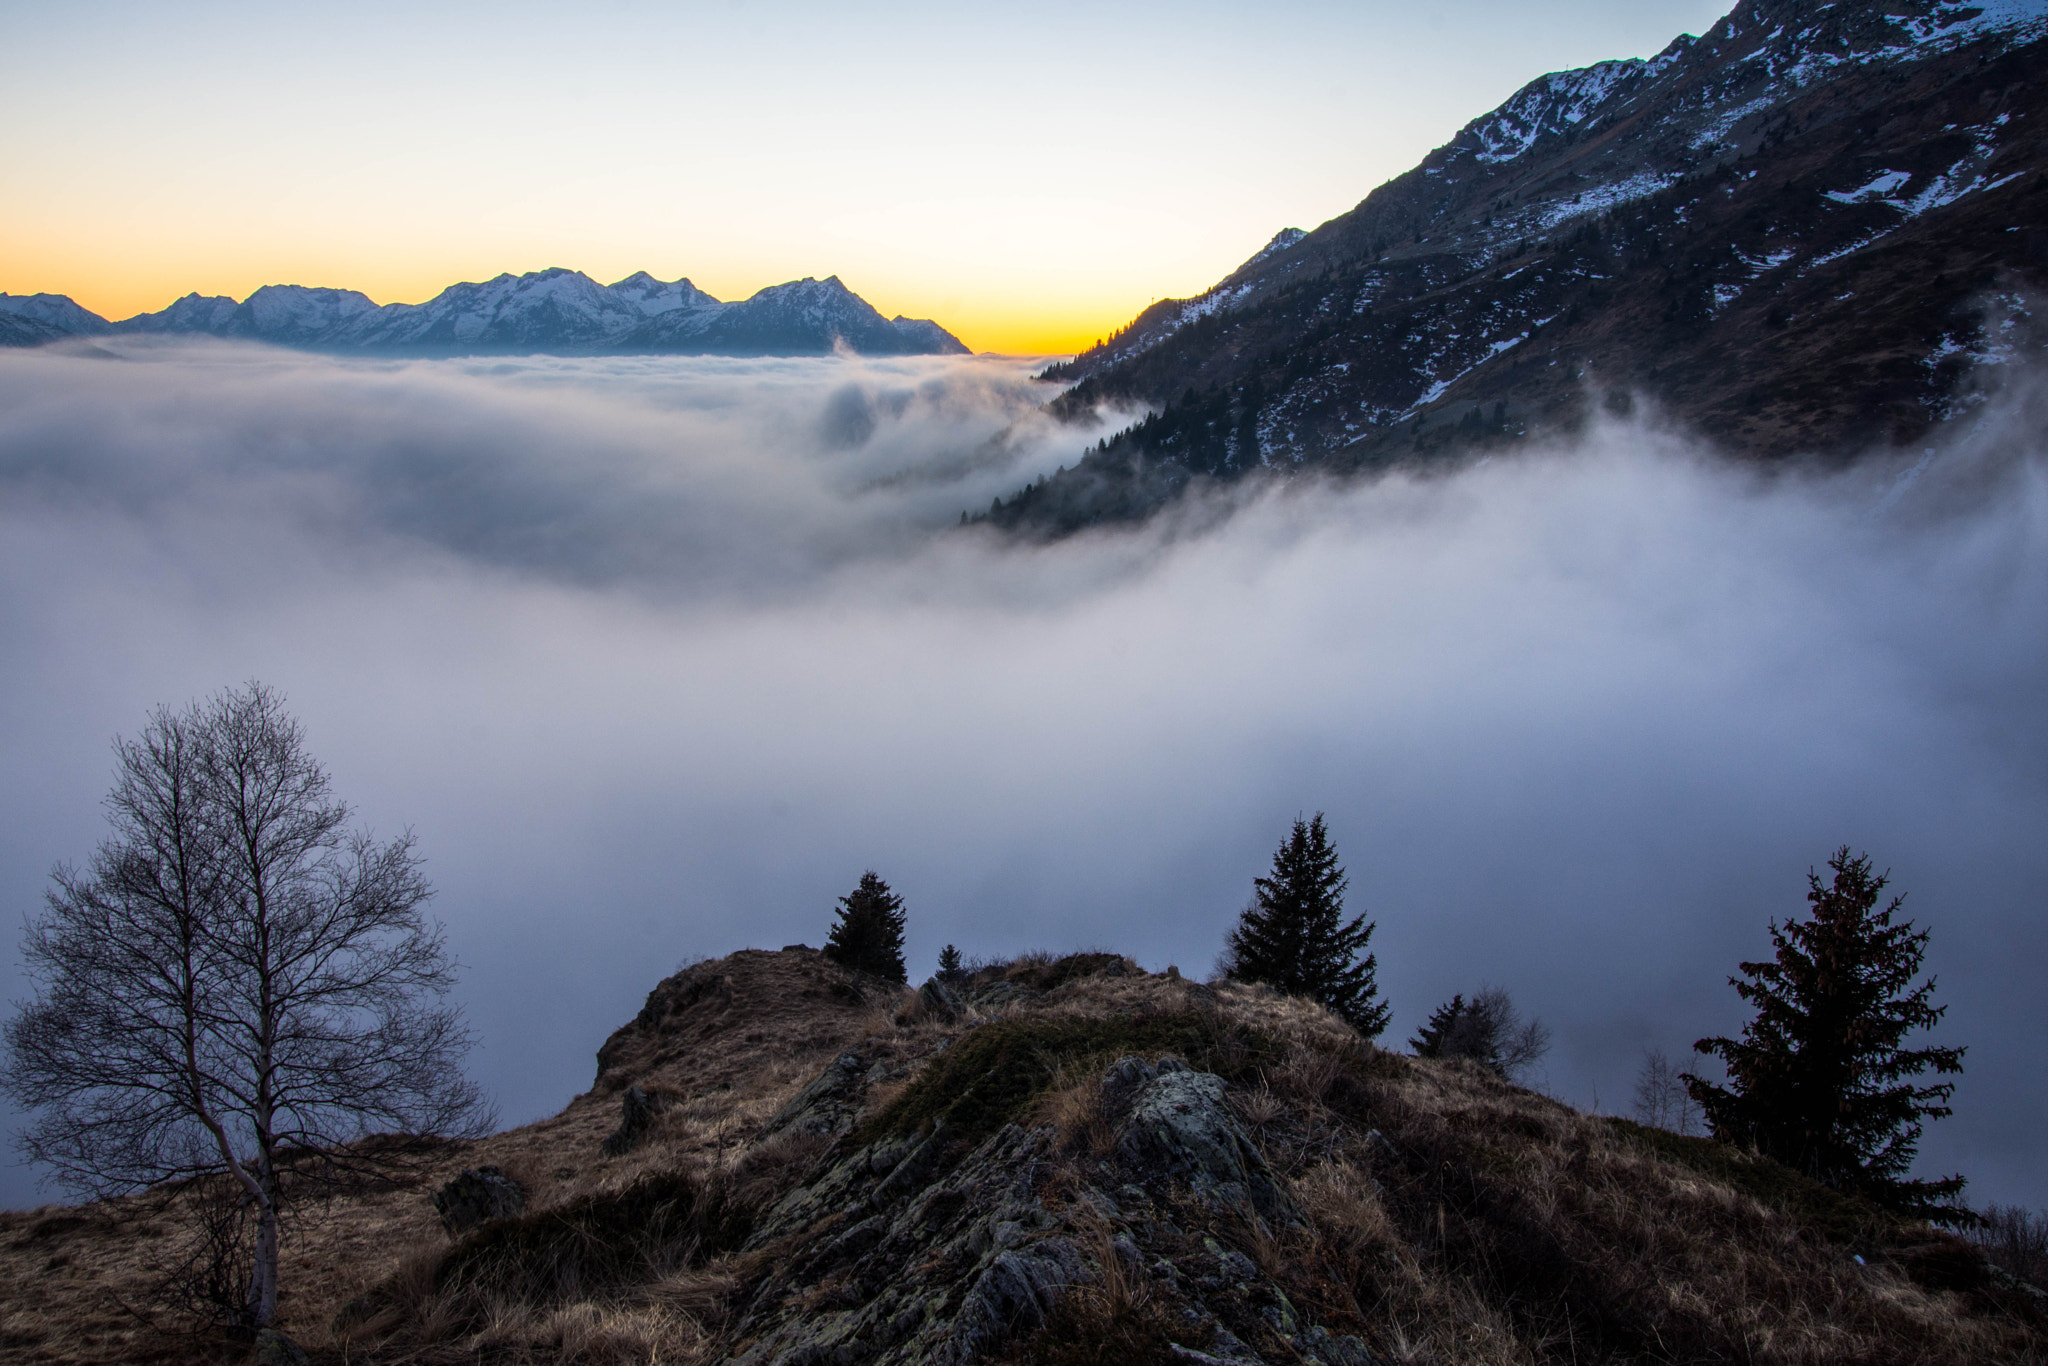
xmin=1465 ymin=57 xmax=1659 ymax=164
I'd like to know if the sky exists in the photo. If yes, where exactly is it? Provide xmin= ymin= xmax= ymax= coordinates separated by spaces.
xmin=1 ymin=0 xmax=1736 ymax=353
xmin=1 ymin=339 xmax=2044 ymax=1216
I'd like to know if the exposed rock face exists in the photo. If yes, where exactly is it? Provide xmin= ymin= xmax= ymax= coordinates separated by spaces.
xmin=918 ymin=976 xmax=967 ymax=1024
xmin=430 ymin=1165 xmax=525 ymax=1236
xmin=720 ymin=1055 xmax=1371 ymax=1366
xmin=760 ymin=1050 xmax=887 ymax=1142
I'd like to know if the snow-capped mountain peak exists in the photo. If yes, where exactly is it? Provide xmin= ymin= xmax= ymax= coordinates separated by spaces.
xmin=5 ymin=269 xmax=967 ymax=357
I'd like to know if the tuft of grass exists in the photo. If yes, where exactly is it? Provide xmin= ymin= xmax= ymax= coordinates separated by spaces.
xmin=433 ymin=1169 xmax=750 ymax=1304
xmin=995 ymin=1225 xmax=1203 ymax=1366
xmin=1605 ymin=1117 xmax=1901 ymax=1247
xmin=854 ymin=1012 xmax=1274 ymax=1150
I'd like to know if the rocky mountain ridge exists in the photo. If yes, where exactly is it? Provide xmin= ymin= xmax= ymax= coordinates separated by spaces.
xmin=0 ymin=269 xmax=968 ymax=358
xmin=991 ymin=0 xmax=2048 ymax=532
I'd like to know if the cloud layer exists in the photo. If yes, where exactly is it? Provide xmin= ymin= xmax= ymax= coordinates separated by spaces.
xmin=2 ymin=338 xmax=2044 ymax=1212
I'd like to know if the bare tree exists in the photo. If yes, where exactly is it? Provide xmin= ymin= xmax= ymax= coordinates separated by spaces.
xmin=3 ymin=683 xmax=491 ymax=1329
xmin=1631 ymin=1048 xmax=1701 ymax=1135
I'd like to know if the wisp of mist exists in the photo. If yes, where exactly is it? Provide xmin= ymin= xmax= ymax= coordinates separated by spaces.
xmin=1 ymin=338 xmax=2044 ymax=1211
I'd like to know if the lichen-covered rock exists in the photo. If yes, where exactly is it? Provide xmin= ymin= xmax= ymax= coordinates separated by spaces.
xmin=1112 ymin=1057 xmax=1299 ymax=1226
xmin=430 ymin=1165 xmax=524 ymax=1236
xmin=760 ymin=1050 xmax=883 ymax=1142
xmin=728 ymin=1121 xmax=1071 ymax=1365
xmin=919 ymin=976 xmax=966 ymax=1023
xmin=949 ymin=1237 xmax=1088 ymax=1358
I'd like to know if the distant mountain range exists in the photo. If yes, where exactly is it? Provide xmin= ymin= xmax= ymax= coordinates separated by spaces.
xmin=988 ymin=0 xmax=2048 ymax=532
xmin=0 ymin=269 xmax=968 ymax=357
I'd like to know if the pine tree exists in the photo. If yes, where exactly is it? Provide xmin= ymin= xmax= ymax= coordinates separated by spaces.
xmin=1409 ymin=995 xmax=1467 ymax=1057
xmin=823 ymin=871 xmax=908 ymax=983
xmin=936 ymin=944 xmax=964 ymax=982
xmin=1409 ymin=987 xmax=1549 ymax=1080
xmin=1225 ymin=814 xmax=1389 ymax=1037
xmin=1683 ymin=848 xmax=1966 ymax=1220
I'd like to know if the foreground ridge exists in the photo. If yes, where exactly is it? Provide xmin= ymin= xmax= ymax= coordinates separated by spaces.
xmin=3 ymin=947 xmax=2039 ymax=1364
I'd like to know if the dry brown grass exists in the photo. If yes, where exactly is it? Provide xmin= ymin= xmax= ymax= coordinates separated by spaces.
xmin=1238 ymin=1028 xmax=2048 ymax=1366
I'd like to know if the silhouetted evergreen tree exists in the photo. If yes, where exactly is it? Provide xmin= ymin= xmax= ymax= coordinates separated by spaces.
xmin=823 ymin=871 xmax=907 ymax=983
xmin=1683 ymin=848 xmax=1966 ymax=1221
xmin=936 ymin=944 xmax=964 ymax=982
xmin=1409 ymin=987 xmax=1549 ymax=1080
xmin=1410 ymin=995 xmax=1467 ymax=1057
xmin=1224 ymin=814 xmax=1389 ymax=1037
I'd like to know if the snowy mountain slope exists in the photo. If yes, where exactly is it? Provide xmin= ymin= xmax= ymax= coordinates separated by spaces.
xmin=226 ymin=285 xmax=383 ymax=345
xmin=624 ymin=275 xmax=971 ymax=356
xmin=608 ymin=271 xmax=722 ymax=316
xmin=0 ymin=293 xmax=113 ymax=336
xmin=2 ymin=271 xmax=966 ymax=357
xmin=1004 ymin=0 xmax=2048 ymax=533
xmin=115 ymin=292 xmax=242 ymax=334
xmin=328 ymin=268 xmax=650 ymax=351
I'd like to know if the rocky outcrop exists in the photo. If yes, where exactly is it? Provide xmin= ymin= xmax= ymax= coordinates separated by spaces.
xmin=1110 ymin=1057 xmax=1299 ymax=1227
xmin=918 ymin=977 xmax=967 ymax=1024
xmin=761 ymin=1051 xmax=888 ymax=1142
xmin=590 ymin=949 xmax=885 ymax=1098
xmin=430 ymin=1166 xmax=525 ymax=1236
xmin=601 ymin=1084 xmax=678 ymax=1157
xmin=718 ymin=1054 xmax=1372 ymax=1366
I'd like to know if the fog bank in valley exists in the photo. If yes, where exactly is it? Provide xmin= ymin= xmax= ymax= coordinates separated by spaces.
xmin=1 ymin=338 xmax=2043 ymax=1212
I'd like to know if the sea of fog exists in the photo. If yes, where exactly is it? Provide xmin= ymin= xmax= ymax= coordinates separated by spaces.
xmin=1 ymin=338 xmax=2044 ymax=1212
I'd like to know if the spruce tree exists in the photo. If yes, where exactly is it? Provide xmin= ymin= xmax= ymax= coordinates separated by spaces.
xmin=1410 ymin=995 xmax=1468 ymax=1058
xmin=1409 ymin=987 xmax=1549 ymax=1080
xmin=1225 ymin=814 xmax=1389 ymax=1037
xmin=936 ymin=944 xmax=964 ymax=982
xmin=823 ymin=871 xmax=908 ymax=983
xmin=1683 ymin=848 xmax=1966 ymax=1220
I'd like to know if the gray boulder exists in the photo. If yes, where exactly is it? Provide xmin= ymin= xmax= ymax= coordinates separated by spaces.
xmin=430 ymin=1165 xmax=524 ymax=1236
xmin=1112 ymin=1057 xmax=1298 ymax=1225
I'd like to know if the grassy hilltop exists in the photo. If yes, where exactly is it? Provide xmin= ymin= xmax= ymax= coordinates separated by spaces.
xmin=2 ymin=948 xmax=2042 ymax=1365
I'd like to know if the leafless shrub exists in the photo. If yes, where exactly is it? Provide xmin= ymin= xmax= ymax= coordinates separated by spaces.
xmin=1968 ymin=1204 xmax=2048 ymax=1287
xmin=1632 ymin=1048 xmax=1702 ymax=1135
